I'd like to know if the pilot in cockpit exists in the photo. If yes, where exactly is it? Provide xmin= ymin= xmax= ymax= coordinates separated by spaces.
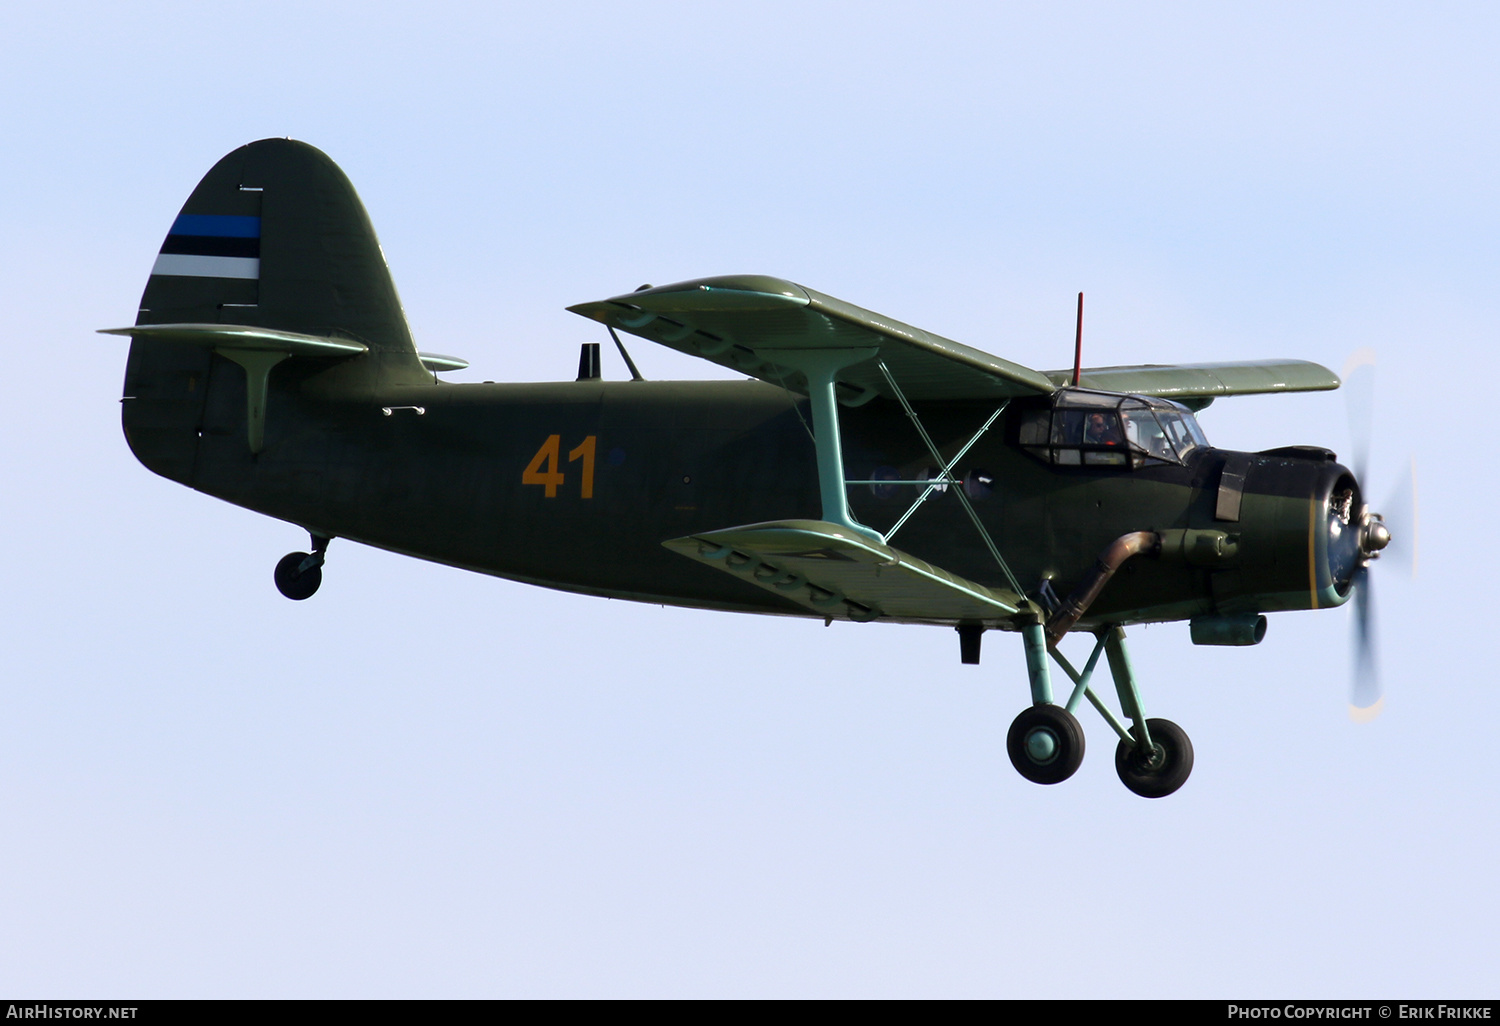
xmin=1085 ymin=412 xmax=1122 ymax=446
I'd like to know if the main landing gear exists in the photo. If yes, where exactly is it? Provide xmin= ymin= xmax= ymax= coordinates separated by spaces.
xmin=1114 ymin=718 xmax=1193 ymax=799
xmin=1006 ymin=704 xmax=1086 ymax=784
xmin=999 ymin=621 xmax=1194 ymax=798
xmin=274 ymin=533 xmax=331 ymax=601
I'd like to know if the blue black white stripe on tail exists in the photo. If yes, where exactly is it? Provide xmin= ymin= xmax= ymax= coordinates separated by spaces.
xmin=150 ymin=214 xmax=260 ymax=280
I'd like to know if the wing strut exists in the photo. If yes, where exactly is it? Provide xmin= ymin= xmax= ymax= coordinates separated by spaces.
xmin=883 ymin=401 xmax=1009 ymax=542
xmin=875 ymin=361 xmax=1026 ymax=596
xmin=606 ymin=325 xmax=646 ymax=382
xmin=659 ymin=335 xmax=1038 ymax=626
xmin=758 ymin=347 xmax=884 ymax=543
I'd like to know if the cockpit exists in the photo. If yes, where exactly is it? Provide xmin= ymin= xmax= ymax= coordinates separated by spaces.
xmin=1018 ymin=389 xmax=1210 ymax=469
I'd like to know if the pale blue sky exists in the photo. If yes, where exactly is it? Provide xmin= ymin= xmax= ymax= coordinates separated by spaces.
xmin=0 ymin=1 xmax=1494 ymax=996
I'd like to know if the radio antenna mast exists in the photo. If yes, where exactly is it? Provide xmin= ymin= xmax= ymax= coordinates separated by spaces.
xmin=1072 ymin=292 xmax=1084 ymax=387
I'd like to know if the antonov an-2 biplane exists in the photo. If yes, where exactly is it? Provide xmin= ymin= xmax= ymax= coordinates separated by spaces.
xmin=106 ymin=139 xmax=1394 ymax=798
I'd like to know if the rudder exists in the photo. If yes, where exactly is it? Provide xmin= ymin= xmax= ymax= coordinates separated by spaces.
xmin=137 ymin=138 xmax=418 ymax=351
xmin=122 ymin=140 xmax=426 ymax=479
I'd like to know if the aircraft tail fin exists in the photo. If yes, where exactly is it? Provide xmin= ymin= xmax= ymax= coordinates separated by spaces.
xmin=120 ymin=140 xmax=428 ymax=476
xmin=135 ymin=138 xmax=419 ymax=357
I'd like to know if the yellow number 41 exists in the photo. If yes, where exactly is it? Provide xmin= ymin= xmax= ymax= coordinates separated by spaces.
xmin=522 ymin=434 xmax=596 ymax=499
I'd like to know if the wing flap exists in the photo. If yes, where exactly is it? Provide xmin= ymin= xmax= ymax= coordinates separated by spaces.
xmin=664 ymin=519 xmax=1023 ymax=625
xmin=569 ymin=275 xmax=1054 ymax=402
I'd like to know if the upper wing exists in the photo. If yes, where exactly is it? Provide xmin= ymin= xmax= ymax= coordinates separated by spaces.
xmin=568 ymin=274 xmax=1339 ymax=405
xmin=568 ymin=275 xmax=1055 ymax=403
xmin=1046 ymin=360 xmax=1340 ymax=402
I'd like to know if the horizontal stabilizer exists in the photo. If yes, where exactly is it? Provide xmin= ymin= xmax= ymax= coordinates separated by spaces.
xmin=103 ymin=323 xmax=371 ymax=455
xmin=100 ymin=322 xmax=368 ymax=358
xmin=570 ymin=275 xmax=1055 ymax=404
xmin=664 ymin=519 xmax=1024 ymax=626
xmin=103 ymin=325 xmax=468 ymax=377
xmin=1047 ymin=360 xmax=1339 ymax=403
xmin=418 ymin=352 xmax=469 ymax=373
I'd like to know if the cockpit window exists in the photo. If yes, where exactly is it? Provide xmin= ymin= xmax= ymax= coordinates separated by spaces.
xmin=1123 ymin=407 xmax=1175 ymax=462
xmin=1019 ymin=390 xmax=1210 ymax=469
xmin=1085 ymin=411 xmax=1124 ymax=446
xmin=1155 ymin=403 xmax=1209 ymax=460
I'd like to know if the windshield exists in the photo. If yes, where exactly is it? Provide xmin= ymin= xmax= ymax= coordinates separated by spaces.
xmin=1157 ymin=404 xmax=1209 ymax=458
xmin=1123 ymin=407 xmax=1177 ymax=461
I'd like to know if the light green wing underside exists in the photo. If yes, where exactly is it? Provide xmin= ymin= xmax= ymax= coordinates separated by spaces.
xmin=570 ymin=275 xmax=1338 ymax=405
xmin=568 ymin=275 xmax=1055 ymax=403
xmin=663 ymin=520 xmax=1024 ymax=626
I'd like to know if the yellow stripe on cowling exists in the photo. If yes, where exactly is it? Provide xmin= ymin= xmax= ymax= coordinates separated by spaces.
xmin=1307 ymin=496 xmax=1320 ymax=610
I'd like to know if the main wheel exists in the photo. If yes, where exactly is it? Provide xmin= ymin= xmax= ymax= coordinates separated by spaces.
xmin=1006 ymin=704 xmax=1085 ymax=784
xmin=1115 ymin=718 xmax=1193 ymax=798
xmin=274 ymin=551 xmax=321 ymax=600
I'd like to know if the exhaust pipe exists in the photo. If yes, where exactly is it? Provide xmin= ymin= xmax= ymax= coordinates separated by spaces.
xmin=1044 ymin=531 xmax=1160 ymax=647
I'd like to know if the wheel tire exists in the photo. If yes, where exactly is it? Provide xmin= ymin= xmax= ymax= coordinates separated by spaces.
xmin=274 ymin=551 xmax=321 ymax=600
xmin=1006 ymin=704 xmax=1086 ymax=785
xmin=1115 ymin=718 xmax=1194 ymax=798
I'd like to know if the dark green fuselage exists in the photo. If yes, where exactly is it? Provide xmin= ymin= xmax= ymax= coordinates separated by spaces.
xmin=122 ymin=348 xmax=1354 ymax=628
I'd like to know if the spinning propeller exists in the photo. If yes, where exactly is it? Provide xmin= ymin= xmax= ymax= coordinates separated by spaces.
xmin=1342 ymin=349 xmax=1419 ymax=723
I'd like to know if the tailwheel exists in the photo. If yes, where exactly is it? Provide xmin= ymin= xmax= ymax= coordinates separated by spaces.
xmin=1006 ymin=704 xmax=1085 ymax=785
xmin=274 ymin=551 xmax=322 ymax=600
xmin=1115 ymin=718 xmax=1193 ymax=798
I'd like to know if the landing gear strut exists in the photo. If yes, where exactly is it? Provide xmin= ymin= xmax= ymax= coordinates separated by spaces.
xmin=274 ymin=533 xmax=331 ymax=600
xmin=1002 ymin=622 xmax=1194 ymax=797
xmin=1004 ymin=621 xmax=1086 ymax=784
